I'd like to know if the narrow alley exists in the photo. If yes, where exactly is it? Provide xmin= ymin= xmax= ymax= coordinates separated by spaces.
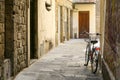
xmin=15 ymin=39 xmax=103 ymax=80
xmin=0 ymin=0 xmax=120 ymax=80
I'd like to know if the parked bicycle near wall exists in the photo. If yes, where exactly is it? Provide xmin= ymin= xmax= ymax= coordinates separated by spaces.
xmin=81 ymin=32 xmax=101 ymax=74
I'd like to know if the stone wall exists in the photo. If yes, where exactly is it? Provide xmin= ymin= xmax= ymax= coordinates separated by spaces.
xmin=102 ymin=0 xmax=120 ymax=80
xmin=55 ymin=0 xmax=72 ymax=45
xmin=96 ymin=0 xmax=100 ymax=33
xmin=5 ymin=0 xmax=27 ymax=76
xmin=13 ymin=0 xmax=27 ymax=75
xmin=116 ymin=0 xmax=120 ymax=78
xmin=0 ymin=0 xmax=72 ymax=78
xmin=37 ymin=0 xmax=56 ymax=57
xmin=0 ymin=0 xmax=4 ymax=79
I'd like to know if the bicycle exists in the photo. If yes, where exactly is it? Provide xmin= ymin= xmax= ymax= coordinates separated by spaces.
xmin=82 ymin=32 xmax=101 ymax=74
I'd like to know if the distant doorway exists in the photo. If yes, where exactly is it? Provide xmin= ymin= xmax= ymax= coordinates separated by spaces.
xmin=79 ymin=11 xmax=89 ymax=38
xmin=30 ymin=0 xmax=38 ymax=59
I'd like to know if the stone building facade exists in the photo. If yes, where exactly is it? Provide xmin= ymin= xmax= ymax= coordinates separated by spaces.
xmin=37 ymin=0 xmax=56 ymax=58
xmin=0 ymin=0 xmax=73 ymax=79
xmin=55 ymin=0 xmax=72 ymax=45
xmin=100 ymin=0 xmax=120 ymax=80
xmin=72 ymin=0 xmax=96 ymax=38
xmin=5 ymin=0 xmax=28 ymax=79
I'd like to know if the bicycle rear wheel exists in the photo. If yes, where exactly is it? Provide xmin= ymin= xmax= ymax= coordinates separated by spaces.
xmin=91 ymin=51 xmax=98 ymax=73
xmin=84 ymin=45 xmax=89 ymax=66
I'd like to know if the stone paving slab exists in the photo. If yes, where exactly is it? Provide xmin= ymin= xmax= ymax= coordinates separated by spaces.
xmin=15 ymin=39 xmax=103 ymax=80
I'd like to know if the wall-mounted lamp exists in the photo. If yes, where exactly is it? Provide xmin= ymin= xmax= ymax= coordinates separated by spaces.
xmin=45 ymin=0 xmax=52 ymax=11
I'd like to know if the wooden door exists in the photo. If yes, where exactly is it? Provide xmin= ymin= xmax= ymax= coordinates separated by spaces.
xmin=79 ymin=11 xmax=89 ymax=38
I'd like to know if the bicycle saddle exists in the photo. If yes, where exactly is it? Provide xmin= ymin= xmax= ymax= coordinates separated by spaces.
xmin=91 ymin=40 xmax=98 ymax=44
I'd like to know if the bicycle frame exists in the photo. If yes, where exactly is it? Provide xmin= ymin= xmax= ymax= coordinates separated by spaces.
xmin=83 ymin=32 xmax=101 ymax=73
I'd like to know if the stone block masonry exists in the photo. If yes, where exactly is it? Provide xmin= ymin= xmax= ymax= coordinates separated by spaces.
xmin=5 ymin=0 xmax=28 ymax=76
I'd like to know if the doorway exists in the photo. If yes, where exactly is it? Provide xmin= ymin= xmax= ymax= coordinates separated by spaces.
xmin=79 ymin=11 xmax=89 ymax=38
xmin=30 ymin=0 xmax=38 ymax=59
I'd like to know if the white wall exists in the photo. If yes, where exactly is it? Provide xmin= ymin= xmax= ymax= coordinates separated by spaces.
xmin=38 ymin=0 xmax=56 ymax=57
xmin=73 ymin=4 xmax=96 ymax=38
xmin=27 ymin=1 xmax=30 ymax=65
xmin=73 ymin=12 xmax=78 ymax=38
xmin=69 ymin=0 xmax=73 ymax=2
xmin=58 ymin=6 xmax=61 ymax=44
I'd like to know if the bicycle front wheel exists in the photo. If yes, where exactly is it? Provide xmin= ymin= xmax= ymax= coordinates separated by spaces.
xmin=84 ymin=45 xmax=89 ymax=66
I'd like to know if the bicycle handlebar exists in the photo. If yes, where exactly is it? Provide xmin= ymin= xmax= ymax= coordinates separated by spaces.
xmin=80 ymin=31 xmax=101 ymax=36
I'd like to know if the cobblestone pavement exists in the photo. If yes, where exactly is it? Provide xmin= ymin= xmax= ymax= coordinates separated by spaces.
xmin=15 ymin=39 xmax=103 ymax=80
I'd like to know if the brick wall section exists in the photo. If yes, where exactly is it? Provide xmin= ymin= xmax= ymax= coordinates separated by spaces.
xmin=5 ymin=0 xmax=27 ymax=76
xmin=0 ymin=0 xmax=4 ymax=80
